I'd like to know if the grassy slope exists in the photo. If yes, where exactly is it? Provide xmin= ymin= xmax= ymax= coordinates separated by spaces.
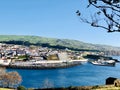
xmin=0 ymin=85 xmax=120 ymax=90
xmin=0 ymin=88 xmax=14 ymax=90
xmin=92 ymin=85 xmax=120 ymax=90
xmin=34 ymin=85 xmax=120 ymax=90
xmin=1 ymin=85 xmax=120 ymax=90
xmin=0 ymin=35 xmax=119 ymax=51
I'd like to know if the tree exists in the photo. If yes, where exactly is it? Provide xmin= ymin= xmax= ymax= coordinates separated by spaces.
xmin=77 ymin=0 xmax=120 ymax=32
xmin=7 ymin=72 xmax=22 ymax=87
xmin=0 ymin=71 xmax=22 ymax=88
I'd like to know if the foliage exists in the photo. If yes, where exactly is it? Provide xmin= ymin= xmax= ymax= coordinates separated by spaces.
xmin=35 ymin=85 xmax=120 ymax=90
xmin=0 ymin=88 xmax=14 ymax=90
xmin=0 ymin=70 xmax=22 ymax=88
xmin=27 ymin=88 xmax=34 ymax=90
xmin=17 ymin=86 xmax=26 ymax=90
xmin=77 ymin=0 xmax=120 ymax=32
xmin=18 ymin=55 xmax=29 ymax=60
xmin=84 ymin=54 xmax=113 ymax=59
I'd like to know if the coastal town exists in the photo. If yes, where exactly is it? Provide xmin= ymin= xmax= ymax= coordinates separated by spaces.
xmin=0 ymin=43 xmax=106 ymax=69
xmin=0 ymin=43 xmax=117 ymax=69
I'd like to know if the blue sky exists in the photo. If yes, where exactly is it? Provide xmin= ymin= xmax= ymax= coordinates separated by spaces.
xmin=0 ymin=0 xmax=120 ymax=47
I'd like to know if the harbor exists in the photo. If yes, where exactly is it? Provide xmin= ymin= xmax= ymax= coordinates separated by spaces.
xmin=7 ymin=56 xmax=120 ymax=88
xmin=0 ymin=43 xmax=91 ymax=69
xmin=0 ymin=43 xmax=119 ymax=69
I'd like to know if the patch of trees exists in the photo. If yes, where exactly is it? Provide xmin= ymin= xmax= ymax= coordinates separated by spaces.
xmin=0 ymin=67 xmax=22 ymax=88
xmin=0 ymin=40 xmax=99 ymax=52
xmin=84 ymin=54 xmax=113 ymax=60
xmin=0 ymin=40 xmax=31 ymax=46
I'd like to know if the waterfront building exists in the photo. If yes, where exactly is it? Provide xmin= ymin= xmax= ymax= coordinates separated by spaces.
xmin=58 ymin=52 xmax=69 ymax=61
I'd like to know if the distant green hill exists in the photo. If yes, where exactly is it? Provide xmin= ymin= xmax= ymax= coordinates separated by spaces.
xmin=0 ymin=35 xmax=120 ymax=54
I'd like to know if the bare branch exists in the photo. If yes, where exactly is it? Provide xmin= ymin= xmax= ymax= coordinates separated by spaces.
xmin=77 ymin=0 xmax=120 ymax=33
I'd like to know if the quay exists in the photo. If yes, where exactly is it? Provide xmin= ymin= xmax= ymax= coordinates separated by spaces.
xmin=0 ymin=59 xmax=88 ymax=69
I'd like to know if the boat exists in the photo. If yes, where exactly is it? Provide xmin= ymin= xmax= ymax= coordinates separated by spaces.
xmin=91 ymin=59 xmax=116 ymax=66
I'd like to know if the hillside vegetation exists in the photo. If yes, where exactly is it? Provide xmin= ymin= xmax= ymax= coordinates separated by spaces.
xmin=0 ymin=35 xmax=120 ymax=54
xmin=0 ymin=88 xmax=14 ymax=90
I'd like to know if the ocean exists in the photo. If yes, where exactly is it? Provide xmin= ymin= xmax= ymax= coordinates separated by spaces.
xmin=7 ymin=56 xmax=120 ymax=88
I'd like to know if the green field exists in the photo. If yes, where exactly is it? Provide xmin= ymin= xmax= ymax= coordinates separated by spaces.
xmin=0 ymin=35 xmax=120 ymax=54
xmin=0 ymin=88 xmax=14 ymax=90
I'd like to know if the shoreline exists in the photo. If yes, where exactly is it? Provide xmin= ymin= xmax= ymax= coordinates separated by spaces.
xmin=34 ymin=85 xmax=120 ymax=90
xmin=1 ymin=85 xmax=120 ymax=90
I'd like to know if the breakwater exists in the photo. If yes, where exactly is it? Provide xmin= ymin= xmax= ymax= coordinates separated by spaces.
xmin=1 ymin=61 xmax=82 ymax=69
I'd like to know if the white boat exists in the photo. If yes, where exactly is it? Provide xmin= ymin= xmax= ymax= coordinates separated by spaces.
xmin=91 ymin=59 xmax=115 ymax=66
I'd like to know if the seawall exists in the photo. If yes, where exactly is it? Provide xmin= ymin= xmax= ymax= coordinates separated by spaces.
xmin=0 ymin=61 xmax=81 ymax=69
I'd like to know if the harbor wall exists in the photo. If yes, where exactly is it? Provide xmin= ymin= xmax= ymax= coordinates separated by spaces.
xmin=0 ymin=61 xmax=81 ymax=69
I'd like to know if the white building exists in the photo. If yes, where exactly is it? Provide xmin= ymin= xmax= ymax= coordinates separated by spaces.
xmin=58 ymin=52 xmax=69 ymax=61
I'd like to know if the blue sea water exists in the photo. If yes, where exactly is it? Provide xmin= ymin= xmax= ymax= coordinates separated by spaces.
xmin=8 ymin=56 xmax=120 ymax=88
